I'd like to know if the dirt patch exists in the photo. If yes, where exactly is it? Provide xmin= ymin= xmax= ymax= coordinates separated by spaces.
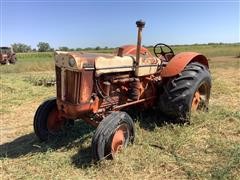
xmin=0 ymin=100 xmax=41 ymax=144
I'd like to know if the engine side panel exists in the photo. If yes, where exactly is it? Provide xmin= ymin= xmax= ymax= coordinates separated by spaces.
xmin=117 ymin=45 xmax=160 ymax=77
xmin=95 ymin=56 xmax=134 ymax=76
xmin=135 ymin=56 xmax=159 ymax=76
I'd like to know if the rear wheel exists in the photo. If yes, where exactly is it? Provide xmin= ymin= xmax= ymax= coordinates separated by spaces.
xmin=91 ymin=111 xmax=135 ymax=161
xmin=159 ymin=62 xmax=211 ymax=123
xmin=34 ymin=98 xmax=65 ymax=141
xmin=10 ymin=56 xmax=17 ymax=64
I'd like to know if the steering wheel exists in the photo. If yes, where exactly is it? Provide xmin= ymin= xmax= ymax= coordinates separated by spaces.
xmin=153 ymin=43 xmax=174 ymax=61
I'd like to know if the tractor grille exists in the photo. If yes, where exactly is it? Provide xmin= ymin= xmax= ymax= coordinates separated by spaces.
xmin=56 ymin=66 xmax=82 ymax=104
xmin=56 ymin=66 xmax=62 ymax=99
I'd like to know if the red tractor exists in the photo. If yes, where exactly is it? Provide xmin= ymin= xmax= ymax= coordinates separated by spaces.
xmin=0 ymin=47 xmax=17 ymax=65
xmin=34 ymin=20 xmax=211 ymax=161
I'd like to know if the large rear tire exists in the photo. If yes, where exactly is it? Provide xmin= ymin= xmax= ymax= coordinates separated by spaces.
xmin=34 ymin=97 xmax=64 ymax=141
xmin=91 ymin=111 xmax=135 ymax=161
xmin=159 ymin=62 xmax=211 ymax=123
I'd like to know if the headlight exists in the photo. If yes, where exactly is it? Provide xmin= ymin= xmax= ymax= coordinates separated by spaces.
xmin=68 ymin=58 xmax=76 ymax=67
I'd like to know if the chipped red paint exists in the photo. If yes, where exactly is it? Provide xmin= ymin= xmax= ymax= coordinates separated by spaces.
xmin=161 ymin=52 xmax=208 ymax=77
xmin=118 ymin=45 xmax=151 ymax=56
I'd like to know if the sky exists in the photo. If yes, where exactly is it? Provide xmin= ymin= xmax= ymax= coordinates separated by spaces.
xmin=1 ymin=0 xmax=239 ymax=49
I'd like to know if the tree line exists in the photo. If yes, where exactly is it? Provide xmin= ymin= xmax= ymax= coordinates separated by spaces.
xmin=11 ymin=42 xmax=52 ymax=53
xmin=11 ymin=42 xmax=239 ymax=53
xmin=11 ymin=42 xmax=112 ymax=53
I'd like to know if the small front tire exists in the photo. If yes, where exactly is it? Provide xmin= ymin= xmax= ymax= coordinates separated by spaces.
xmin=91 ymin=111 xmax=135 ymax=161
xmin=34 ymin=98 xmax=64 ymax=141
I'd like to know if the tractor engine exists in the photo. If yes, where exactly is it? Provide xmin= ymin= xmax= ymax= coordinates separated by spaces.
xmin=55 ymin=49 xmax=160 ymax=124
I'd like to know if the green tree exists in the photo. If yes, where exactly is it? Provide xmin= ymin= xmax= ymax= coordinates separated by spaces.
xmin=11 ymin=43 xmax=31 ymax=53
xmin=75 ymin=48 xmax=82 ymax=51
xmin=59 ymin=46 xmax=69 ymax=51
xmin=85 ymin=47 xmax=93 ymax=50
xmin=37 ymin=42 xmax=51 ymax=52
xmin=95 ymin=46 xmax=101 ymax=50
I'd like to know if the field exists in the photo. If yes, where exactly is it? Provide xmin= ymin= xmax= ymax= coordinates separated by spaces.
xmin=0 ymin=44 xmax=240 ymax=179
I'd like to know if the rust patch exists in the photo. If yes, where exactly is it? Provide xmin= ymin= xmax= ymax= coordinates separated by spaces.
xmin=57 ymin=97 xmax=99 ymax=119
xmin=117 ymin=45 xmax=151 ymax=57
xmin=47 ymin=106 xmax=64 ymax=133
xmin=80 ymin=71 xmax=93 ymax=103
xmin=111 ymin=124 xmax=128 ymax=154
xmin=191 ymin=90 xmax=201 ymax=111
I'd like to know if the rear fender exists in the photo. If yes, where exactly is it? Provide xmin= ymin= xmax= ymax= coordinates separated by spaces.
xmin=160 ymin=52 xmax=208 ymax=77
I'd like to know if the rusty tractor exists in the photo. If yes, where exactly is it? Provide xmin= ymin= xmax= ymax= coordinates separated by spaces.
xmin=34 ymin=20 xmax=211 ymax=161
xmin=0 ymin=47 xmax=17 ymax=65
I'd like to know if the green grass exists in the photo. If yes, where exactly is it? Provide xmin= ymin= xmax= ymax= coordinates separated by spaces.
xmin=0 ymin=72 xmax=55 ymax=113
xmin=16 ymin=52 xmax=53 ymax=59
xmin=0 ymin=47 xmax=239 ymax=179
xmin=0 ymin=57 xmax=54 ymax=73
xmin=171 ymin=44 xmax=240 ymax=57
xmin=87 ymin=44 xmax=240 ymax=58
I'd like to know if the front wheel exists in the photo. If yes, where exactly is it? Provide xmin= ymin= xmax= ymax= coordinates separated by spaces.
xmin=34 ymin=98 xmax=65 ymax=141
xmin=91 ymin=111 xmax=135 ymax=161
xmin=159 ymin=62 xmax=211 ymax=123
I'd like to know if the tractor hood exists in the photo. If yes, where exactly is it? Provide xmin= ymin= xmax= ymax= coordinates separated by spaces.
xmin=55 ymin=51 xmax=134 ymax=73
xmin=55 ymin=50 xmax=160 ymax=76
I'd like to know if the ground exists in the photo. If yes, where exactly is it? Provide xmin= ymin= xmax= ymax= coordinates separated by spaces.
xmin=0 ymin=53 xmax=239 ymax=179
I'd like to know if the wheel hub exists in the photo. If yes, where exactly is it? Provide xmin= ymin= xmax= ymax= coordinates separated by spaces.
xmin=111 ymin=125 xmax=128 ymax=154
xmin=47 ymin=107 xmax=64 ymax=133
xmin=192 ymin=90 xmax=201 ymax=111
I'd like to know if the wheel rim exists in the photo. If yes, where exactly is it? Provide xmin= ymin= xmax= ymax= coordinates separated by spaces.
xmin=111 ymin=124 xmax=129 ymax=154
xmin=191 ymin=90 xmax=201 ymax=111
xmin=47 ymin=107 xmax=63 ymax=133
xmin=191 ymin=82 xmax=209 ymax=111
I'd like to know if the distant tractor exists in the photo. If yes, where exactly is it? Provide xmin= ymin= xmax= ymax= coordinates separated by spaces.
xmin=34 ymin=20 xmax=211 ymax=161
xmin=0 ymin=47 xmax=17 ymax=65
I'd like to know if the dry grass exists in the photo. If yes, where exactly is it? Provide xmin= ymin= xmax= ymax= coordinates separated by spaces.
xmin=0 ymin=56 xmax=239 ymax=179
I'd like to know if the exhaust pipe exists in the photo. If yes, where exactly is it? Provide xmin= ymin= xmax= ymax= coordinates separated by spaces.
xmin=136 ymin=20 xmax=145 ymax=66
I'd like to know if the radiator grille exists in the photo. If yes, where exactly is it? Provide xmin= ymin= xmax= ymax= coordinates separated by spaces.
xmin=56 ymin=66 xmax=62 ymax=99
xmin=56 ymin=66 xmax=82 ymax=104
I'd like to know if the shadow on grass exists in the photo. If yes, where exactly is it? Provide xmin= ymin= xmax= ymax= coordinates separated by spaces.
xmin=71 ymin=146 xmax=93 ymax=168
xmin=0 ymin=120 xmax=94 ymax=161
xmin=0 ymin=110 xmax=177 ymax=169
xmin=127 ymin=107 xmax=177 ymax=131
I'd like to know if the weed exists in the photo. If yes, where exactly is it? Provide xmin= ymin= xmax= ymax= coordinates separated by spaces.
xmin=23 ymin=75 xmax=55 ymax=87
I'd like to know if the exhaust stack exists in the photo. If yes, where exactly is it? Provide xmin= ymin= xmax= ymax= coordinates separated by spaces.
xmin=136 ymin=20 xmax=145 ymax=66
